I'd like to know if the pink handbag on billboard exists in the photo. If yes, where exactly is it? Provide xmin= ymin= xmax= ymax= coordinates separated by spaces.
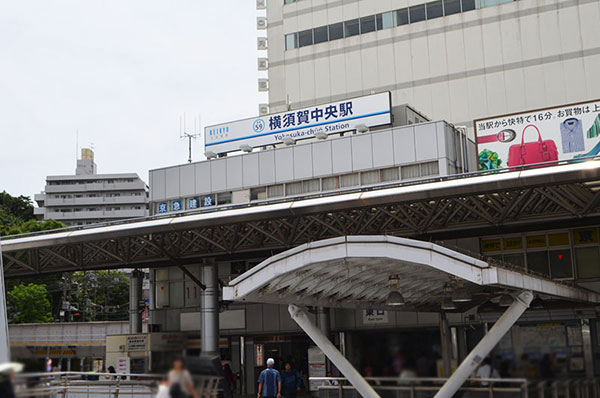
xmin=507 ymin=124 xmax=558 ymax=167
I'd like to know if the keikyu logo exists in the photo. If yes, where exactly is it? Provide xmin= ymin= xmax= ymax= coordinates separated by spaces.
xmin=253 ymin=118 xmax=265 ymax=133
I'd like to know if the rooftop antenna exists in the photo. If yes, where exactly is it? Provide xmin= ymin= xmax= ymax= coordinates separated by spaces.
xmin=180 ymin=113 xmax=201 ymax=163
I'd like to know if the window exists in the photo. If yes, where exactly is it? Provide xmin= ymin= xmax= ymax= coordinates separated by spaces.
xmin=401 ymin=164 xmax=421 ymax=179
xmin=322 ymin=176 xmax=339 ymax=191
xmin=409 ymin=5 xmax=426 ymax=23
xmin=461 ymin=0 xmax=476 ymax=11
xmin=284 ymin=0 xmax=296 ymax=3
xmin=314 ymin=26 xmax=328 ymax=44
xmin=378 ymin=11 xmax=398 ymax=29
xmin=549 ymin=249 xmax=572 ymax=278
xmin=340 ymin=173 xmax=359 ymax=187
xmin=285 ymin=33 xmax=298 ymax=50
xmin=361 ymin=170 xmax=380 ymax=185
xmin=381 ymin=167 xmax=400 ymax=182
xmin=302 ymin=179 xmax=320 ymax=193
xmin=503 ymin=253 xmax=525 ymax=269
xmin=396 ymin=8 xmax=409 ymax=26
xmin=360 ymin=15 xmax=376 ymax=34
xmin=250 ymin=187 xmax=267 ymax=200
xmin=267 ymin=184 xmax=284 ymax=198
xmin=421 ymin=161 xmax=440 ymax=176
xmin=426 ymin=1 xmax=444 ymax=18
xmin=217 ymin=192 xmax=232 ymax=205
xmin=444 ymin=0 xmax=462 ymax=15
xmin=285 ymin=182 xmax=303 ymax=196
xmin=575 ymin=247 xmax=600 ymax=278
xmin=298 ymin=29 xmax=313 ymax=47
xmin=329 ymin=23 xmax=344 ymax=40
xmin=344 ymin=19 xmax=360 ymax=37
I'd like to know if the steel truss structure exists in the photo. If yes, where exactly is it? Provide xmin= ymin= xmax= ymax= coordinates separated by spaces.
xmin=3 ymin=161 xmax=600 ymax=277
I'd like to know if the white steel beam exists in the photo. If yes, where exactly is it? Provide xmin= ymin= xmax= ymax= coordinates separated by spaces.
xmin=288 ymin=304 xmax=380 ymax=398
xmin=434 ymin=291 xmax=534 ymax=398
xmin=0 ymin=244 xmax=10 ymax=362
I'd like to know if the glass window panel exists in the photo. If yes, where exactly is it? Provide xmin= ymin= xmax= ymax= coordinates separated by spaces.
xmin=267 ymin=184 xmax=284 ymax=198
xmin=527 ymin=251 xmax=550 ymax=276
xmin=340 ymin=173 xmax=359 ymax=187
xmin=329 ymin=22 xmax=344 ymax=40
xmin=461 ymin=0 xmax=476 ymax=11
xmin=481 ymin=239 xmax=501 ymax=253
xmin=284 ymin=0 xmax=296 ymax=4
xmin=549 ymin=249 xmax=573 ymax=278
xmin=302 ymin=179 xmax=320 ymax=193
xmin=401 ymin=164 xmax=421 ymax=179
xmin=444 ymin=0 xmax=461 ymax=15
xmin=503 ymin=253 xmax=525 ymax=269
xmin=397 ymin=8 xmax=409 ymax=25
xmin=360 ymin=170 xmax=380 ymax=185
xmin=285 ymin=181 xmax=303 ymax=196
xmin=376 ymin=14 xmax=383 ymax=30
xmin=322 ymin=176 xmax=339 ymax=190
xmin=526 ymin=235 xmax=547 ymax=248
xmin=573 ymin=228 xmax=598 ymax=245
xmin=575 ymin=247 xmax=600 ymax=279
xmin=549 ymin=232 xmax=569 ymax=246
xmin=503 ymin=237 xmax=523 ymax=251
xmin=409 ymin=5 xmax=426 ymax=23
xmin=250 ymin=187 xmax=266 ymax=200
xmin=314 ymin=26 xmax=328 ymax=44
xmin=360 ymin=15 xmax=376 ymax=34
xmin=427 ymin=1 xmax=444 ymax=19
xmin=217 ymin=192 xmax=232 ymax=205
xmin=344 ymin=19 xmax=360 ymax=37
xmin=381 ymin=11 xmax=397 ymax=29
xmin=285 ymin=33 xmax=297 ymax=50
xmin=381 ymin=167 xmax=400 ymax=182
xmin=298 ymin=29 xmax=313 ymax=47
xmin=421 ymin=161 xmax=439 ymax=176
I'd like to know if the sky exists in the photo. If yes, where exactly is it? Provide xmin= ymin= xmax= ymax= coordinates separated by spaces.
xmin=0 ymin=1 xmax=264 ymax=201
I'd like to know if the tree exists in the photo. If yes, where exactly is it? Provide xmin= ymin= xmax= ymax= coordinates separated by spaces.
xmin=68 ymin=271 xmax=130 ymax=322
xmin=7 ymin=284 xmax=53 ymax=324
xmin=0 ymin=191 xmax=64 ymax=236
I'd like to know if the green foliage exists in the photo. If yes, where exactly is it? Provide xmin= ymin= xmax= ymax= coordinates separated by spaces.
xmin=0 ymin=191 xmax=65 ymax=236
xmin=68 ymin=271 xmax=130 ymax=321
xmin=7 ymin=283 xmax=53 ymax=324
xmin=0 ymin=191 xmax=34 ymax=222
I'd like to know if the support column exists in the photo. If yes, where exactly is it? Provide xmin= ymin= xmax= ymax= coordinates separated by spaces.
xmin=434 ymin=291 xmax=533 ymax=398
xmin=201 ymin=263 xmax=219 ymax=355
xmin=317 ymin=307 xmax=331 ymax=371
xmin=289 ymin=305 xmax=380 ymax=398
xmin=0 ymin=244 xmax=9 ymax=363
xmin=129 ymin=269 xmax=143 ymax=334
xmin=439 ymin=313 xmax=452 ymax=377
xmin=582 ymin=319 xmax=594 ymax=379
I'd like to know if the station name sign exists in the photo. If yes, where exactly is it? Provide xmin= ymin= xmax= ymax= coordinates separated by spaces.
xmin=204 ymin=92 xmax=392 ymax=154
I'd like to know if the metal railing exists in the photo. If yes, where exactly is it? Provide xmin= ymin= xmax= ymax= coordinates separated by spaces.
xmin=13 ymin=371 xmax=221 ymax=398
xmin=312 ymin=376 xmax=600 ymax=398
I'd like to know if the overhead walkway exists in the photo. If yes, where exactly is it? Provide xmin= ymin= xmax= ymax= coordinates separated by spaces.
xmin=2 ymin=159 xmax=600 ymax=277
xmin=223 ymin=236 xmax=600 ymax=398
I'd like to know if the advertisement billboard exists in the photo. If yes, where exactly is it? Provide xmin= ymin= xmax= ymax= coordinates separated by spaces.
xmin=474 ymin=100 xmax=600 ymax=170
xmin=204 ymin=92 xmax=392 ymax=154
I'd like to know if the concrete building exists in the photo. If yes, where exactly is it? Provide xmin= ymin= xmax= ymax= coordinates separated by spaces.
xmin=34 ymin=148 xmax=149 ymax=226
xmin=262 ymin=0 xmax=600 ymax=136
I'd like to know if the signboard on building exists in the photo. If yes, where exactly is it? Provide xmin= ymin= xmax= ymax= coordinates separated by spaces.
xmin=117 ymin=357 xmax=130 ymax=374
xmin=205 ymin=92 xmax=392 ymax=154
xmin=474 ymin=99 xmax=600 ymax=170
xmin=255 ymin=343 xmax=264 ymax=366
xmin=362 ymin=309 xmax=389 ymax=324
xmin=126 ymin=335 xmax=147 ymax=351
xmin=307 ymin=346 xmax=327 ymax=392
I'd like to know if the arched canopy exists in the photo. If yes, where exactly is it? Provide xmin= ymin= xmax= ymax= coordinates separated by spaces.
xmin=223 ymin=235 xmax=600 ymax=311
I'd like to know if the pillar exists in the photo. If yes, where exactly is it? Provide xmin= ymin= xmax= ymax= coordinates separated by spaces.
xmin=0 ymin=245 xmax=10 ymax=363
xmin=582 ymin=319 xmax=594 ymax=378
xmin=439 ymin=313 xmax=452 ymax=377
xmin=129 ymin=269 xmax=143 ymax=334
xmin=317 ymin=307 xmax=331 ymax=371
xmin=201 ymin=263 xmax=219 ymax=355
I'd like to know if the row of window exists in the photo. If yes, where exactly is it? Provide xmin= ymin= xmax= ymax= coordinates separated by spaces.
xmin=53 ymin=192 xmax=145 ymax=199
xmin=52 ymin=205 xmax=145 ymax=213
xmin=155 ymin=162 xmax=440 ymax=214
xmin=285 ymin=0 xmax=514 ymax=50
xmin=48 ymin=178 xmax=137 ymax=185
xmin=481 ymin=228 xmax=600 ymax=280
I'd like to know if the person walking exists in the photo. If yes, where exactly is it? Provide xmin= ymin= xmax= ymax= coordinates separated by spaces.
xmin=168 ymin=358 xmax=198 ymax=398
xmin=258 ymin=358 xmax=281 ymax=398
xmin=280 ymin=362 xmax=302 ymax=398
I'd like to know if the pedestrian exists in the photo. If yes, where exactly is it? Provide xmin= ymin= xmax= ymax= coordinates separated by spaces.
xmin=280 ymin=362 xmax=302 ymax=398
xmin=475 ymin=358 xmax=499 ymax=387
xmin=168 ymin=358 xmax=198 ymax=398
xmin=326 ymin=371 xmax=339 ymax=386
xmin=257 ymin=358 xmax=281 ymax=398
xmin=155 ymin=378 xmax=170 ymax=398
xmin=0 ymin=370 xmax=15 ymax=398
xmin=223 ymin=363 xmax=236 ymax=393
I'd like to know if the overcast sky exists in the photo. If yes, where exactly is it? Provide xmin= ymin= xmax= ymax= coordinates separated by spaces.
xmin=0 ymin=1 xmax=263 ymax=201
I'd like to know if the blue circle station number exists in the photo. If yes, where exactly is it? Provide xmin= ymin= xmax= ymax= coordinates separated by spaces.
xmin=253 ymin=119 xmax=265 ymax=133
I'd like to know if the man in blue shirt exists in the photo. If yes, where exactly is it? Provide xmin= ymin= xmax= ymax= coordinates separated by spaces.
xmin=280 ymin=362 xmax=303 ymax=398
xmin=258 ymin=358 xmax=281 ymax=398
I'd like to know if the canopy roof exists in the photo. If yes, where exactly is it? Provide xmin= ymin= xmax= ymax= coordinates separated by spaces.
xmin=223 ymin=236 xmax=600 ymax=311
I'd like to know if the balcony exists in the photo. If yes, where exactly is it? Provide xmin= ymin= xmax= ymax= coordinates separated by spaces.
xmin=45 ymin=195 xmax=148 ymax=207
xmin=46 ymin=208 xmax=148 ymax=220
xmin=44 ymin=180 xmax=147 ymax=193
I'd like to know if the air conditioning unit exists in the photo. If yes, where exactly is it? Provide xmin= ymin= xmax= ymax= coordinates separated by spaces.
xmin=259 ymin=104 xmax=269 ymax=115
xmin=256 ymin=0 xmax=266 ymax=10
xmin=258 ymin=79 xmax=269 ymax=92
xmin=257 ymin=58 xmax=268 ymax=71
xmin=257 ymin=17 xmax=267 ymax=30
xmin=257 ymin=37 xmax=268 ymax=50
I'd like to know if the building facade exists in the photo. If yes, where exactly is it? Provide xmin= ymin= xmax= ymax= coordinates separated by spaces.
xmin=263 ymin=0 xmax=600 ymax=136
xmin=34 ymin=149 xmax=149 ymax=226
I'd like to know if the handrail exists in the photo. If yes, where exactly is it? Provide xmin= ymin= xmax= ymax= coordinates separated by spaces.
xmin=4 ymin=155 xmax=600 ymax=241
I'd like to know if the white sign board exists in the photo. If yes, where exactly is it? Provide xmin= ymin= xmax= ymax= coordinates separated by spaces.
xmin=126 ymin=334 xmax=147 ymax=351
xmin=117 ymin=357 xmax=130 ymax=375
xmin=362 ymin=309 xmax=389 ymax=324
xmin=205 ymin=92 xmax=392 ymax=154
xmin=474 ymin=99 xmax=600 ymax=170
xmin=307 ymin=346 xmax=327 ymax=392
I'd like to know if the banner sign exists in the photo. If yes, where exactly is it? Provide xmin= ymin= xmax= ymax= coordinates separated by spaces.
xmin=205 ymin=92 xmax=392 ymax=154
xmin=126 ymin=335 xmax=147 ymax=351
xmin=474 ymin=99 xmax=600 ymax=170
